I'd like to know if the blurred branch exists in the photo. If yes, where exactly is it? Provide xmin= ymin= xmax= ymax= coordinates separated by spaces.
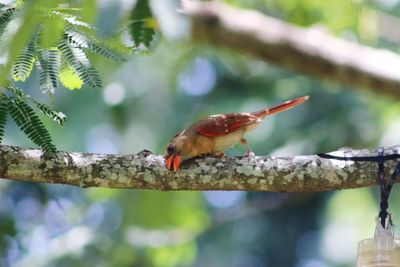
xmin=183 ymin=1 xmax=400 ymax=98
xmin=1 ymin=144 xmax=399 ymax=192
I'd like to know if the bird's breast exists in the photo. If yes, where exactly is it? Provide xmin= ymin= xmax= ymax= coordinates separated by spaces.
xmin=213 ymin=130 xmax=244 ymax=152
xmin=182 ymin=130 xmax=246 ymax=157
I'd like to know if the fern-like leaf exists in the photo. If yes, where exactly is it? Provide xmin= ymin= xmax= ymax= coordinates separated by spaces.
xmin=52 ymin=10 xmax=94 ymax=29
xmin=12 ymin=31 xmax=38 ymax=81
xmin=0 ymin=94 xmax=8 ymax=142
xmin=33 ymin=102 xmax=66 ymax=126
xmin=59 ymin=38 xmax=102 ymax=88
xmin=8 ymin=97 xmax=56 ymax=153
xmin=5 ymin=83 xmax=25 ymax=99
xmin=38 ymin=49 xmax=61 ymax=93
xmin=65 ymin=29 xmax=89 ymax=48
xmin=5 ymin=83 xmax=67 ymax=125
xmin=0 ymin=6 xmax=15 ymax=39
xmin=129 ymin=0 xmax=156 ymax=48
xmin=88 ymin=42 xmax=126 ymax=62
xmin=66 ymin=30 xmax=125 ymax=62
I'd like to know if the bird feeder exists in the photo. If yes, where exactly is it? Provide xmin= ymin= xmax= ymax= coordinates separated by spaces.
xmin=356 ymin=217 xmax=400 ymax=267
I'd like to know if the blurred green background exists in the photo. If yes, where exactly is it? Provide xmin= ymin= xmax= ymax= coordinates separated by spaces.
xmin=2 ymin=0 xmax=400 ymax=266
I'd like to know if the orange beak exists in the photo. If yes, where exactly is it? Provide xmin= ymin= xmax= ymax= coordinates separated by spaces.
xmin=165 ymin=154 xmax=182 ymax=171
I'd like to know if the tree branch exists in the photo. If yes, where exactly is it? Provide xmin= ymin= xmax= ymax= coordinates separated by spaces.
xmin=183 ymin=1 xmax=400 ymax=98
xmin=0 ymin=144 xmax=399 ymax=192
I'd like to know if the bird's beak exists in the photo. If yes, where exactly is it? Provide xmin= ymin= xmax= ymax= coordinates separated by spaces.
xmin=165 ymin=154 xmax=182 ymax=171
xmin=172 ymin=155 xmax=182 ymax=171
xmin=165 ymin=155 xmax=173 ymax=170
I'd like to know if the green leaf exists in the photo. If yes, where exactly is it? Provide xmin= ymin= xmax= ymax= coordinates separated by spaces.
xmin=66 ymin=30 xmax=125 ymax=62
xmin=58 ymin=38 xmax=103 ymax=88
xmin=33 ymin=101 xmax=66 ymax=126
xmin=129 ymin=0 xmax=156 ymax=48
xmin=0 ymin=94 xmax=8 ymax=142
xmin=65 ymin=29 xmax=89 ymax=48
xmin=41 ymin=13 xmax=65 ymax=48
xmin=7 ymin=97 xmax=56 ymax=153
xmin=88 ymin=42 xmax=126 ymax=62
xmin=5 ymin=83 xmax=66 ymax=125
xmin=53 ymin=10 xmax=93 ymax=29
xmin=11 ymin=30 xmax=38 ymax=82
xmin=1 ymin=0 xmax=45 ymax=86
xmin=5 ymin=82 xmax=25 ymax=99
xmin=0 ymin=6 xmax=15 ymax=39
xmin=59 ymin=61 xmax=83 ymax=90
xmin=37 ymin=49 xmax=61 ymax=93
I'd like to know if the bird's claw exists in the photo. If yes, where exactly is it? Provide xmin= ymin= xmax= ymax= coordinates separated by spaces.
xmin=243 ymin=151 xmax=255 ymax=158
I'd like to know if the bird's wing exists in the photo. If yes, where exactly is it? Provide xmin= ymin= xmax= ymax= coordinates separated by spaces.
xmin=197 ymin=113 xmax=261 ymax=137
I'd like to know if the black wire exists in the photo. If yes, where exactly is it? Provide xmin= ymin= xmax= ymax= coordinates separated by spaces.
xmin=387 ymin=161 xmax=400 ymax=195
xmin=318 ymin=148 xmax=400 ymax=228
xmin=317 ymin=153 xmax=400 ymax=162
xmin=377 ymin=148 xmax=388 ymax=227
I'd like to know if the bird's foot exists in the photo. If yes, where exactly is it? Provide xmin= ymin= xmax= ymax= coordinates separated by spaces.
xmin=212 ymin=152 xmax=225 ymax=158
xmin=243 ymin=151 xmax=255 ymax=158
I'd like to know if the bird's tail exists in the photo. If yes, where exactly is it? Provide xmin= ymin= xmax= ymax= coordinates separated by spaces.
xmin=252 ymin=95 xmax=309 ymax=118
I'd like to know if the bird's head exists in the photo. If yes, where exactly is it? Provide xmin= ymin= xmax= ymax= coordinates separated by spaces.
xmin=165 ymin=133 xmax=191 ymax=171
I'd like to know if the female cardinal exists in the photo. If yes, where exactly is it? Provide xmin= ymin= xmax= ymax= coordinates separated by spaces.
xmin=165 ymin=95 xmax=309 ymax=171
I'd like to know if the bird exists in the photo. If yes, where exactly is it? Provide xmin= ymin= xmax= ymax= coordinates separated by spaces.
xmin=165 ymin=95 xmax=309 ymax=171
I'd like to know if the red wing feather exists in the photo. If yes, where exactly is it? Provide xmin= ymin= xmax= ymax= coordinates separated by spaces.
xmin=197 ymin=113 xmax=260 ymax=137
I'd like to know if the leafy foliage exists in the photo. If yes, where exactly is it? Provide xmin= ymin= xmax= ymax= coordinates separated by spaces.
xmin=12 ymin=31 xmax=38 ymax=81
xmin=0 ymin=0 xmax=161 ymax=153
xmin=89 ymin=42 xmax=127 ymax=62
xmin=0 ymin=6 xmax=15 ymax=38
xmin=37 ymin=49 xmax=61 ymax=93
xmin=0 ymin=83 xmax=66 ymax=152
xmin=7 ymin=96 xmax=56 ymax=153
xmin=59 ymin=38 xmax=103 ymax=88
xmin=0 ymin=3 xmax=126 ymax=92
xmin=0 ymin=94 xmax=7 ymax=142
xmin=33 ymin=101 xmax=66 ymax=126
xmin=129 ymin=0 xmax=157 ymax=48
xmin=0 ymin=2 xmax=128 ymax=152
xmin=5 ymin=83 xmax=66 ymax=126
xmin=52 ymin=10 xmax=94 ymax=29
xmin=66 ymin=30 xmax=127 ymax=62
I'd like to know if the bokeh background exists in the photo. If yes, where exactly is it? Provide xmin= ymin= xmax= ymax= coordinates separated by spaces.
xmin=2 ymin=0 xmax=400 ymax=266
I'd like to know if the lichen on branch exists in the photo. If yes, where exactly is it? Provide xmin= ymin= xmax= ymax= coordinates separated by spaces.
xmin=0 ymin=144 xmax=398 ymax=192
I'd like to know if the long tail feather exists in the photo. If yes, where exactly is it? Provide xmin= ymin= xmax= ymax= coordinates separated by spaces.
xmin=252 ymin=95 xmax=309 ymax=118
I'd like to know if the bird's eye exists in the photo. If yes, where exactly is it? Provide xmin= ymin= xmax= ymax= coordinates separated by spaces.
xmin=167 ymin=144 xmax=175 ymax=154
